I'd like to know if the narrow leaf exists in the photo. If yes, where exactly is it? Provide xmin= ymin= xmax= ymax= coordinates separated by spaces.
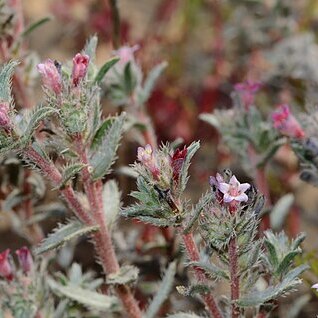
xmin=35 ymin=220 xmax=99 ymax=255
xmin=90 ymin=117 xmax=115 ymax=150
xmin=167 ymin=314 xmax=202 ymax=318
xmin=199 ymin=113 xmax=220 ymax=129
xmin=82 ymin=35 xmax=98 ymax=61
xmin=0 ymin=60 xmax=19 ymax=102
xmin=264 ymin=240 xmax=279 ymax=270
xmin=94 ymin=57 xmax=120 ymax=84
xmin=106 ymin=265 xmax=139 ymax=285
xmin=48 ymin=279 xmax=120 ymax=312
xmin=57 ymin=163 xmax=86 ymax=189
xmin=145 ymin=262 xmax=176 ymax=318
xmin=90 ymin=113 xmax=126 ymax=180
xmin=270 ymin=193 xmax=294 ymax=231
xmin=102 ymin=179 xmax=121 ymax=230
xmin=22 ymin=17 xmax=51 ymax=37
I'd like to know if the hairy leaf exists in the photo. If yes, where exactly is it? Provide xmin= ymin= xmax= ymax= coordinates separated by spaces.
xmin=102 ymin=179 xmax=121 ymax=230
xmin=0 ymin=60 xmax=19 ymax=102
xmin=82 ymin=35 xmax=98 ymax=61
xmin=90 ymin=117 xmax=115 ymax=150
xmin=167 ymin=313 xmax=203 ymax=318
xmin=145 ymin=262 xmax=176 ymax=318
xmin=48 ymin=279 xmax=120 ymax=312
xmin=270 ymin=194 xmax=294 ymax=231
xmin=140 ymin=61 xmax=167 ymax=103
xmin=188 ymin=261 xmax=229 ymax=280
xmin=90 ymin=113 xmax=125 ymax=180
xmin=237 ymin=264 xmax=309 ymax=307
xmin=94 ymin=57 xmax=120 ymax=84
xmin=106 ymin=265 xmax=139 ymax=285
xmin=57 ymin=163 xmax=86 ymax=189
xmin=35 ymin=220 xmax=99 ymax=255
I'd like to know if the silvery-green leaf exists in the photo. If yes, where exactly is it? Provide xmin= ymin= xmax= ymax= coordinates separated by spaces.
xmin=35 ymin=220 xmax=99 ymax=255
xmin=270 ymin=193 xmax=294 ymax=231
xmin=199 ymin=113 xmax=220 ymax=129
xmin=0 ymin=60 xmax=18 ymax=102
xmin=166 ymin=313 xmax=203 ymax=318
xmin=95 ymin=57 xmax=120 ymax=84
xmin=106 ymin=265 xmax=139 ymax=285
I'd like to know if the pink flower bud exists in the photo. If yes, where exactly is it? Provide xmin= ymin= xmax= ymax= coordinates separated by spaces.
xmin=115 ymin=45 xmax=139 ymax=66
xmin=72 ymin=53 xmax=90 ymax=86
xmin=16 ymin=247 xmax=33 ymax=274
xmin=0 ymin=102 xmax=11 ymax=128
xmin=137 ymin=144 xmax=160 ymax=180
xmin=171 ymin=147 xmax=187 ymax=181
xmin=271 ymin=104 xmax=305 ymax=139
xmin=234 ymin=81 xmax=262 ymax=110
xmin=37 ymin=59 xmax=62 ymax=95
xmin=0 ymin=249 xmax=13 ymax=281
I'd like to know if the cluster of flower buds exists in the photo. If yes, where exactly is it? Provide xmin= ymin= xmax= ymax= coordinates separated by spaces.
xmin=210 ymin=172 xmax=250 ymax=210
xmin=0 ymin=247 xmax=33 ymax=281
xmin=37 ymin=53 xmax=90 ymax=95
xmin=234 ymin=80 xmax=262 ymax=110
xmin=271 ymin=104 xmax=305 ymax=139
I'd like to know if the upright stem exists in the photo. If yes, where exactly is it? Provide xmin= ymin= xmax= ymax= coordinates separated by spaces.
xmin=109 ymin=0 xmax=121 ymax=49
xmin=229 ymin=236 xmax=240 ymax=318
xmin=24 ymin=146 xmax=142 ymax=318
xmin=182 ymin=232 xmax=223 ymax=318
xmin=73 ymin=134 xmax=142 ymax=318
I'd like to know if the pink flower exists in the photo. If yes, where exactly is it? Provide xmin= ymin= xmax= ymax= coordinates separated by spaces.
xmin=72 ymin=53 xmax=90 ymax=86
xmin=115 ymin=45 xmax=139 ymax=66
xmin=234 ymin=81 xmax=262 ymax=110
xmin=0 ymin=249 xmax=13 ymax=281
xmin=271 ymin=104 xmax=305 ymax=139
xmin=209 ymin=173 xmax=224 ymax=189
xmin=312 ymin=283 xmax=318 ymax=291
xmin=16 ymin=247 xmax=33 ymax=274
xmin=0 ymin=102 xmax=10 ymax=128
xmin=137 ymin=144 xmax=160 ymax=180
xmin=218 ymin=175 xmax=250 ymax=203
xmin=37 ymin=59 xmax=62 ymax=95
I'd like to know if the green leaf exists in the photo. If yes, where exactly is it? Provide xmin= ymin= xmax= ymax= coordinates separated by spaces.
xmin=22 ymin=17 xmax=52 ymax=37
xmin=291 ymin=232 xmax=306 ymax=250
xmin=35 ymin=220 xmax=99 ymax=255
xmin=82 ymin=35 xmax=98 ymax=61
xmin=57 ymin=163 xmax=86 ymax=189
xmin=179 ymin=141 xmax=200 ymax=192
xmin=102 ymin=179 xmax=121 ymax=230
xmin=124 ymin=62 xmax=135 ymax=94
xmin=237 ymin=264 xmax=309 ymax=307
xmin=90 ymin=113 xmax=126 ymax=180
xmin=199 ymin=113 xmax=220 ymax=129
xmin=90 ymin=117 xmax=115 ymax=150
xmin=106 ymin=265 xmax=139 ymax=285
xmin=188 ymin=261 xmax=229 ymax=280
xmin=264 ymin=239 xmax=279 ymax=270
xmin=184 ymin=191 xmax=212 ymax=234
xmin=48 ymin=278 xmax=120 ymax=312
xmin=276 ymin=251 xmax=300 ymax=277
xmin=94 ymin=57 xmax=120 ymax=84
xmin=140 ymin=61 xmax=167 ymax=103
xmin=270 ymin=194 xmax=294 ymax=231
xmin=145 ymin=262 xmax=176 ymax=318
xmin=0 ymin=60 xmax=19 ymax=102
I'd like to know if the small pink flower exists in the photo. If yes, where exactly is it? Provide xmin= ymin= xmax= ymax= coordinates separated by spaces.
xmin=312 ymin=283 xmax=318 ymax=291
xmin=115 ymin=45 xmax=139 ymax=66
xmin=209 ymin=173 xmax=224 ymax=189
xmin=0 ymin=249 xmax=13 ymax=281
xmin=72 ymin=53 xmax=90 ymax=86
xmin=16 ymin=247 xmax=33 ymax=274
xmin=234 ymin=81 xmax=262 ymax=110
xmin=37 ymin=59 xmax=62 ymax=95
xmin=137 ymin=144 xmax=160 ymax=180
xmin=218 ymin=175 xmax=250 ymax=203
xmin=0 ymin=102 xmax=10 ymax=128
xmin=271 ymin=104 xmax=305 ymax=139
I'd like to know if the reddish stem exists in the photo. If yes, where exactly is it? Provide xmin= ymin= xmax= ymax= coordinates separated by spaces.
xmin=229 ymin=236 xmax=240 ymax=318
xmin=182 ymin=232 xmax=223 ymax=318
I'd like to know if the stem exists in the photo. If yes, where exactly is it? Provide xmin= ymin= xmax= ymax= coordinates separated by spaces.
xmin=182 ymin=232 xmax=223 ymax=318
xmin=73 ymin=134 xmax=142 ymax=318
xmin=229 ymin=236 xmax=240 ymax=318
xmin=109 ymin=0 xmax=121 ymax=49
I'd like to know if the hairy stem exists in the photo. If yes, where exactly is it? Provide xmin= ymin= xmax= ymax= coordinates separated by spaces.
xmin=229 ymin=236 xmax=240 ymax=318
xmin=73 ymin=134 xmax=142 ymax=318
xmin=182 ymin=232 xmax=223 ymax=318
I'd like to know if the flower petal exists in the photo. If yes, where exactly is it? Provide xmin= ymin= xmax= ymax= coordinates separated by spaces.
xmin=218 ymin=182 xmax=230 ymax=194
xmin=235 ymin=193 xmax=248 ymax=202
xmin=229 ymin=175 xmax=239 ymax=187
xmin=239 ymin=183 xmax=250 ymax=192
xmin=223 ymin=193 xmax=234 ymax=203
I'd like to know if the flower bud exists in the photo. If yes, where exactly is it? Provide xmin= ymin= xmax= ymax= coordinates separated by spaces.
xmin=16 ymin=246 xmax=33 ymax=274
xmin=137 ymin=144 xmax=160 ymax=180
xmin=37 ymin=59 xmax=62 ymax=95
xmin=234 ymin=81 xmax=261 ymax=110
xmin=0 ymin=249 xmax=13 ymax=281
xmin=271 ymin=104 xmax=305 ymax=139
xmin=171 ymin=147 xmax=187 ymax=181
xmin=115 ymin=45 xmax=139 ymax=66
xmin=0 ymin=102 xmax=11 ymax=128
xmin=72 ymin=53 xmax=90 ymax=86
